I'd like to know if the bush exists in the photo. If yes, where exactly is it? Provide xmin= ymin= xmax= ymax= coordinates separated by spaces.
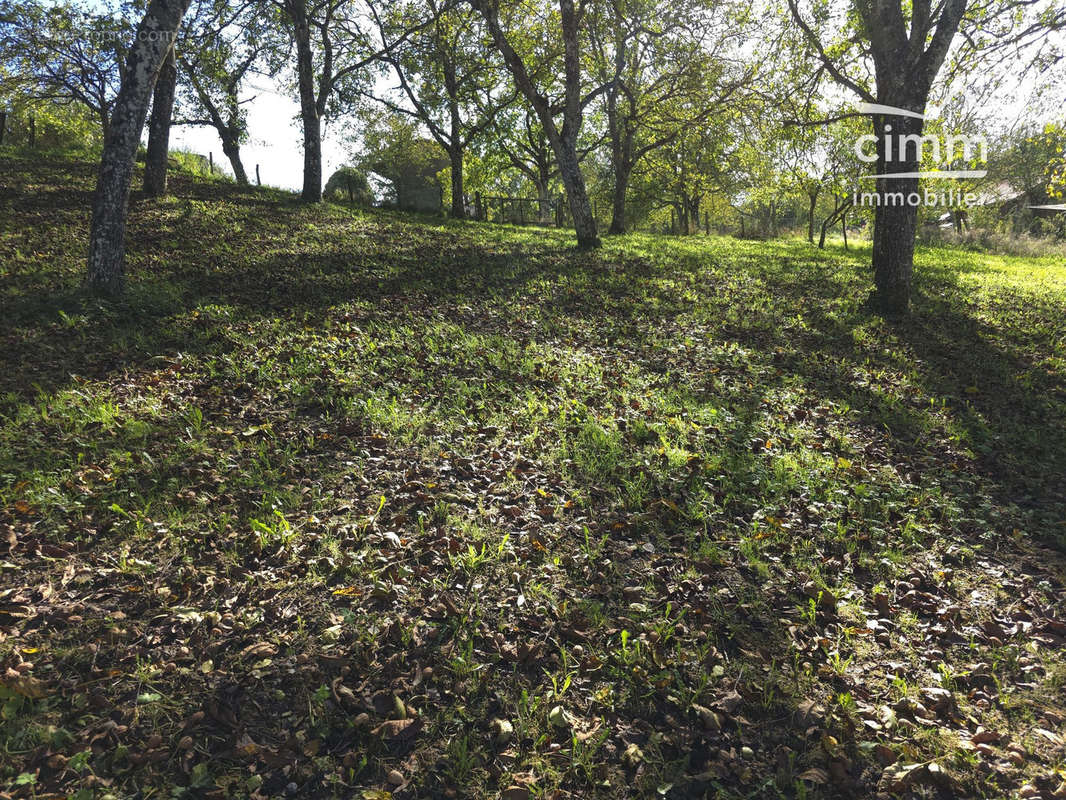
xmin=324 ymin=167 xmax=373 ymax=205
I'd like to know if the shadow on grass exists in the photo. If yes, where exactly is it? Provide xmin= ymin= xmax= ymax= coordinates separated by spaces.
xmin=3 ymin=157 xmax=1066 ymax=797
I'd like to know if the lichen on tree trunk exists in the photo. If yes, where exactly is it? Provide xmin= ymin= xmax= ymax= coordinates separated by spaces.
xmin=87 ymin=0 xmax=192 ymax=296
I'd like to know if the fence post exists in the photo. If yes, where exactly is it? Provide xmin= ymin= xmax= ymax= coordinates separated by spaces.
xmin=209 ymin=152 xmax=214 ymax=173
xmin=475 ymin=191 xmax=483 ymax=221
xmin=705 ymin=211 xmax=709 ymax=235
xmin=670 ymin=208 xmax=675 ymax=235
xmin=556 ymin=193 xmax=564 ymax=227
xmin=256 ymin=164 xmax=261 ymax=186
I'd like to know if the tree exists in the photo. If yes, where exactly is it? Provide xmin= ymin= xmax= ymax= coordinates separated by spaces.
xmin=780 ymin=115 xmax=864 ymax=245
xmin=174 ymin=0 xmax=263 ymax=186
xmin=588 ymin=0 xmax=751 ymax=234
xmin=143 ymin=47 xmax=177 ymax=196
xmin=779 ymin=126 xmax=823 ymax=243
xmin=0 ymin=0 xmax=127 ymax=138
xmin=87 ymin=0 xmax=192 ymax=295
xmin=0 ymin=92 xmax=103 ymax=149
xmin=356 ymin=109 xmax=449 ymax=210
xmin=788 ymin=0 xmax=1066 ymax=314
xmin=324 ymin=165 xmax=373 ymax=203
xmin=269 ymin=0 xmax=432 ymax=203
xmin=469 ymin=0 xmax=603 ymax=248
xmin=641 ymin=116 xmax=726 ymax=235
xmin=368 ymin=0 xmax=513 ymax=218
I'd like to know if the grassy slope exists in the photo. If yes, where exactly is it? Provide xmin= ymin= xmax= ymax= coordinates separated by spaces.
xmin=1 ymin=153 xmax=1065 ymax=799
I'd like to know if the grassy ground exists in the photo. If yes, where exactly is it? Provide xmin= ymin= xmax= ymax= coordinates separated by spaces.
xmin=1 ymin=153 xmax=1065 ymax=800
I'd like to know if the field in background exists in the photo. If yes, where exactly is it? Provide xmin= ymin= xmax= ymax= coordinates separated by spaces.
xmin=2 ymin=154 xmax=1065 ymax=799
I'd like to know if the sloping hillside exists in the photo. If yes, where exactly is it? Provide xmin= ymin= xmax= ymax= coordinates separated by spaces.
xmin=2 ymin=154 xmax=1065 ymax=799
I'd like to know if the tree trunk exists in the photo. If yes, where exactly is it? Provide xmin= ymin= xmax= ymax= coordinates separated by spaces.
xmin=444 ymin=69 xmax=465 ymax=220
xmin=288 ymin=0 xmax=322 ymax=203
xmin=0 ymin=111 xmax=6 ymax=146
xmin=449 ymin=146 xmax=465 ymax=219
xmin=553 ymin=0 xmax=598 ymax=248
xmin=807 ymin=189 xmax=818 ymax=243
xmin=221 ymin=136 xmax=249 ymax=186
xmin=28 ymin=115 xmax=35 ymax=148
xmin=685 ymin=198 xmax=700 ymax=236
xmin=177 ymin=55 xmax=250 ymax=187
xmin=87 ymin=0 xmax=191 ymax=295
xmin=605 ymin=79 xmax=631 ymax=235
xmin=537 ymin=180 xmax=551 ymax=225
xmin=871 ymin=191 xmax=917 ymax=310
xmin=554 ymin=135 xmax=599 ymax=248
xmin=819 ymin=196 xmax=851 ymax=248
xmin=143 ymin=46 xmax=177 ymax=197
xmin=870 ymin=112 xmax=921 ymax=314
xmin=537 ymin=184 xmax=551 ymax=225
xmin=609 ymin=162 xmax=630 ymax=235
xmin=298 ymin=114 xmax=321 ymax=201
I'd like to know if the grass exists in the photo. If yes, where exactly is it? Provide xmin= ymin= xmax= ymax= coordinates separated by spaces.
xmin=1 ymin=152 xmax=1065 ymax=799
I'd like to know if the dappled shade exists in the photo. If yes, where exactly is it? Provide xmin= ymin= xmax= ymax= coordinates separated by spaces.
xmin=2 ymin=156 xmax=1066 ymax=799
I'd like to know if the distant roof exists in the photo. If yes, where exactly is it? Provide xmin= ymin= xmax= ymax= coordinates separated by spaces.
xmin=969 ymin=181 xmax=1024 ymax=206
